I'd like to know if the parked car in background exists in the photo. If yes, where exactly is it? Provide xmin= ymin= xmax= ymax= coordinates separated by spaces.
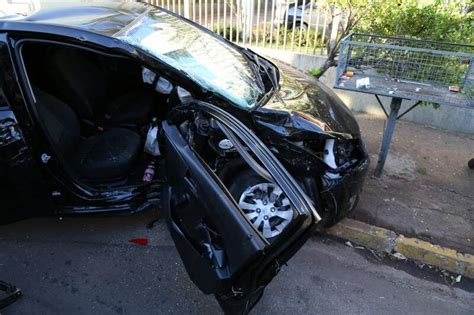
xmin=273 ymin=0 xmax=328 ymax=31
xmin=0 ymin=1 xmax=368 ymax=313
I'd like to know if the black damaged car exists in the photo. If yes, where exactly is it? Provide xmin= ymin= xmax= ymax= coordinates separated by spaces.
xmin=0 ymin=1 xmax=369 ymax=313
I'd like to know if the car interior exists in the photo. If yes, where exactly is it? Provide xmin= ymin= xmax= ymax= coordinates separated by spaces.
xmin=20 ymin=41 xmax=299 ymax=243
xmin=16 ymin=39 xmax=309 ymax=306
xmin=20 ymin=41 xmax=264 ymax=192
xmin=21 ymin=42 xmax=173 ymax=187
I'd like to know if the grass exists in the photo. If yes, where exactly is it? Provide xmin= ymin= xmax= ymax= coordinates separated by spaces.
xmin=416 ymin=167 xmax=428 ymax=175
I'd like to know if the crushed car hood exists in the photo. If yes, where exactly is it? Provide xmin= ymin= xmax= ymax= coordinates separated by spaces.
xmin=254 ymin=60 xmax=361 ymax=139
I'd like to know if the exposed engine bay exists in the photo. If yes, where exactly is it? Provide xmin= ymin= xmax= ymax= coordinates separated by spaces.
xmin=155 ymin=96 xmax=365 ymax=236
xmin=164 ymin=106 xmax=296 ymax=239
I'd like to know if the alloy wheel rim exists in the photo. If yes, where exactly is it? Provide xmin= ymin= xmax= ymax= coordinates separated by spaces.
xmin=238 ymin=183 xmax=293 ymax=239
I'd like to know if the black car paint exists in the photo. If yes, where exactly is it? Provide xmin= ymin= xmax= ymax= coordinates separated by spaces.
xmin=161 ymin=101 xmax=319 ymax=309
xmin=260 ymin=61 xmax=361 ymax=137
xmin=1 ymin=34 xmax=163 ymax=215
xmin=0 ymin=2 xmax=368 ymax=222
xmin=0 ymin=36 xmax=56 ymax=221
xmin=0 ymin=280 xmax=22 ymax=309
xmin=248 ymin=61 xmax=369 ymax=223
xmin=0 ymin=2 xmax=367 ymax=312
xmin=0 ymin=3 xmax=270 ymax=213
xmin=0 ymin=5 xmax=208 ymax=214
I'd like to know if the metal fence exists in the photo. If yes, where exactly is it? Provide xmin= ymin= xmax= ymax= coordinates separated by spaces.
xmin=142 ymin=0 xmax=338 ymax=54
xmin=336 ymin=34 xmax=474 ymax=108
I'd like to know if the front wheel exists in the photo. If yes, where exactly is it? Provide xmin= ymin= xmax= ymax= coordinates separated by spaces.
xmin=228 ymin=169 xmax=294 ymax=241
xmin=468 ymin=158 xmax=474 ymax=169
xmin=229 ymin=169 xmax=358 ymax=230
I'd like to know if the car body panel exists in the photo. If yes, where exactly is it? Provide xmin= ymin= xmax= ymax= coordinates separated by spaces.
xmin=0 ymin=1 xmax=368 ymax=225
xmin=5 ymin=2 xmax=147 ymax=37
xmin=1 ymin=2 xmax=266 ymax=110
xmin=249 ymin=61 xmax=369 ymax=224
xmin=0 ymin=34 xmax=54 ymax=222
xmin=5 ymin=35 xmax=168 ymax=214
xmin=0 ymin=2 xmax=368 ymax=311
xmin=255 ymin=60 xmax=361 ymax=138
xmin=274 ymin=1 xmax=328 ymax=30
xmin=161 ymin=122 xmax=268 ymax=294
xmin=0 ymin=11 xmax=209 ymax=214
xmin=161 ymin=101 xmax=319 ymax=307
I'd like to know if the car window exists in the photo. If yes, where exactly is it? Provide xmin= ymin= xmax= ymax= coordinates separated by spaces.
xmin=115 ymin=7 xmax=264 ymax=110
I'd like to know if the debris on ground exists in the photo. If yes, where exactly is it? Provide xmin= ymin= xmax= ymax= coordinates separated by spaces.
xmin=455 ymin=275 xmax=462 ymax=283
xmin=344 ymin=240 xmax=366 ymax=250
xmin=128 ymin=238 xmax=149 ymax=246
xmin=416 ymin=167 xmax=428 ymax=175
xmin=391 ymin=252 xmax=408 ymax=260
xmin=368 ymin=248 xmax=383 ymax=261
xmin=440 ymin=270 xmax=463 ymax=286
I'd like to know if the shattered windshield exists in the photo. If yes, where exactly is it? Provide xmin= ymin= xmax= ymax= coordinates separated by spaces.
xmin=115 ymin=7 xmax=264 ymax=109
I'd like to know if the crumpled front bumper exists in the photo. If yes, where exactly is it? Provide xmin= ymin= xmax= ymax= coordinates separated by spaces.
xmin=320 ymin=156 xmax=370 ymax=225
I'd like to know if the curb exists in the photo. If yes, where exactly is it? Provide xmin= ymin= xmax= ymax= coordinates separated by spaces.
xmin=324 ymin=218 xmax=474 ymax=279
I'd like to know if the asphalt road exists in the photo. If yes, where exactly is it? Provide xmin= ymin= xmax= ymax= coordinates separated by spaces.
xmin=0 ymin=211 xmax=472 ymax=314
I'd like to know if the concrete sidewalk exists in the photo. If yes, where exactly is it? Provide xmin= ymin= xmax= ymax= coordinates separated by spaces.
xmin=351 ymin=113 xmax=473 ymax=255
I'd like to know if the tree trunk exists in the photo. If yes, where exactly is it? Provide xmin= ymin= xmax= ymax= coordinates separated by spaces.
xmin=314 ymin=49 xmax=338 ymax=78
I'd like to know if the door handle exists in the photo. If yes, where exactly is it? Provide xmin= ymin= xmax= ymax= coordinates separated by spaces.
xmin=183 ymin=175 xmax=198 ymax=197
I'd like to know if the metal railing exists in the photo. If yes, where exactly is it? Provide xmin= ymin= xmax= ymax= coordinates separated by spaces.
xmin=142 ymin=0 xmax=338 ymax=55
xmin=336 ymin=34 xmax=474 ymax=108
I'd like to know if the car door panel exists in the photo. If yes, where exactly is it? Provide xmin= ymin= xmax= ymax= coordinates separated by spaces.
xmin=162 ymin=101 xmax=321 ymax=305
xmin=162 ymin=121 xmax=267 ymax=294
xmin=0 ymin=35 xmax=54 ymax=224
xmin=0 ymin=109 xmax=54 ymax=224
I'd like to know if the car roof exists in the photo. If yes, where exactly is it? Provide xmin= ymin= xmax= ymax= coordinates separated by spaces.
xmin=0 ymin=1 xmax=150 ymax=37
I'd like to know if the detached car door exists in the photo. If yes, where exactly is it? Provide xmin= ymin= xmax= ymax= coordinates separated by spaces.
xmin=162 ymin=101 xmax=320 ymax=313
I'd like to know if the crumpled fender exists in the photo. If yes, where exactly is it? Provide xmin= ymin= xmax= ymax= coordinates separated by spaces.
xmin=253 ymin=60 xmax=361 ymax=140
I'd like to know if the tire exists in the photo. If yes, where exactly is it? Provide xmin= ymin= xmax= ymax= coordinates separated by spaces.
xmin=228 ymin=169 xmax=264 ymax=201
xmin=228 ymin=168 xmax=359 ymax=230
xmin=468 ymin=158 xmax=474 ymax=169
xmin=297 ymin=22 xmax=308 ymax=32
xmin=318 ymin=191 xmax=360 ymax=228
xmin=228 ymin=169 xmax=294 ymax=241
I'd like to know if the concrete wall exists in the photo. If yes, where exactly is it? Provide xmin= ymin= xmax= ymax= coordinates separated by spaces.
xmin=253 ymin=47 xmax=474 ymax=135
xmin=253 ymin=47 xmax=328 ymax=72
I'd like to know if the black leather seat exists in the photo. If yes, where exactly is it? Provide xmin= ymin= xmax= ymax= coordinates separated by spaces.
xmin=48 ymin=47 xmax=154 ymax=125
xmin=34 ymin=87 xmax=142 ymax=180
